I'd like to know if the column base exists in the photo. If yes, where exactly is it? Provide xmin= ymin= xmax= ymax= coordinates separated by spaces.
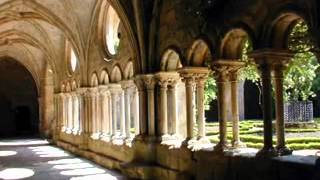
xmin=213 ymin=141 xmax=230 ymax=154
xmin=65 ymin=128 xmax=73 ymax=134
xmin=72 ymin=128 xmax=80 ymax=135
xmin=276 ymin=146 xmax=292 ymax=156
xmin=91 ymin=133 xmax=101 ymax=140
xmin=197 ymin=137 xmax=210 ymax=144
xmin=232 ymin=140 xmax=246 ymax=149
xmin=256 ymin=146 xmax=277 ymax=158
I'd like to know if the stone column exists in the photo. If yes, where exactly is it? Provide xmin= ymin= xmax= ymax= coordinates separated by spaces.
xmin=168 ymin=81 xmax=178 ymax=136
xmin=143 ymin=75 xmax=156 ymax=136
xmin=213 ymin=66 xmax=230 ymax=153
xmin=133 ymin=87 xmax=140 ymax=135
xmin=250 ymin=50 xmax=292 ymax=157
xmin=99 ymin=85 xmax=110 ymax=139
xmin=109 ymin=84 xmax=122 ymax=138
xmin=66 ymin=93 xmax=73 ymax=134
xmin=195 ymin=73 xmax=209 ymax=140
xmin=80 ymin=88 xmax=90 ymax=149
xmin=87 ymin=88 xmax=98 ymax=138
xmin=76 ymin=88 xmax=86 ymax=135
xmin=273 ymin=64 xmax=292 ymax=155
xmin=72 ymin=92 xmax=80 ymax=135
xmin=179 ymin=69 xmax=196 ymax=141
xmin=156 ymin=74 xmax=169 ymax=138
xmin=135 ymin=76 xmax=147 ymax=135
xmin=122 ymin=80 xmax=134 ymax=140
xmin=229 ymin=64 xmax=245 ymax=148
xmin=120 ymin=89 xmax=126 ymax=137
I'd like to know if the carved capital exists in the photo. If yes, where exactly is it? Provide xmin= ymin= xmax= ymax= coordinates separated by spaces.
xmin=250 ymin=49 xmax=293 ymax=67
xmin=142 ymin=74 xmax=156 ymax=90
xmin=212 ymin=60 xmax=244 ymax=82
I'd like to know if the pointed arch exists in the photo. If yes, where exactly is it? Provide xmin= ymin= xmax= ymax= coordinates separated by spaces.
xmin=90 ymin=73 xmax=99 ymax=87
xmin=160 ymin=48 xmax=182 ymax=71
xmin=187 ymin=39 xmax=212 ymax=66
xmin=99 ymin=69 xmax=110 ymax=85
xmin=110 ymin=65 xmax=122 ymax=83
xmin=123 ymin=61 xmax=134 ymax=79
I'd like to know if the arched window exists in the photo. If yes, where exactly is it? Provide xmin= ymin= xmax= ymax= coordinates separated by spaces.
xmin=66 ymin=40 xmax=78 ymax=74
xmin=70 ymin=48 xmax=78 ymax=72
xmin=105 ymin=6 xmax=120 ymax=56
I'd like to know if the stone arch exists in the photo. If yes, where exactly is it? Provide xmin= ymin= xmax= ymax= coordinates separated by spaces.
xmin=90 ymin=73 xmax=99 ymax=87
xmin=99 ymin=69 xmax=110 ymax=85
xmin=92 ymin=0 xmax=141 ymax=73
xmin=110 ymin=65 xmax=122 ymax=83
xmin=65 ymin=82 xmax=72 ymax=92
xmin=187 ymin=39 xmax=212 ymax=66
xmin=123 ymin=61 xmax=134 ymax=80
xmin=61 ymin=83 xmax=66 ymax=93
xmin=71 ymin=80 xmax=77 ymax=91
xmin=220 ymin=28 xmax=253 ymax=59
xmin=0 ymin=0 xmax=83 ymax=60
xmin=160 ymin=48 xmax=182 ymax=71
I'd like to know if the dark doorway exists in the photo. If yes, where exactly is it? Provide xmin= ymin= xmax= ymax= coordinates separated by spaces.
xmin=0 ymin=58 xmax=39 ymax=138
xmin=244 ymin=80 xmax=262 ymax=119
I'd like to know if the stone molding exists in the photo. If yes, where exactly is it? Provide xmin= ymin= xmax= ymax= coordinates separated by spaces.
xmin=212 ymin=60 xmax=245 ymax=82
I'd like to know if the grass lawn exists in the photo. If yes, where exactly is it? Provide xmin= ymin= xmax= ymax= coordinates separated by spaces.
xmin=205 ymin=118 xmax=320 ymax=150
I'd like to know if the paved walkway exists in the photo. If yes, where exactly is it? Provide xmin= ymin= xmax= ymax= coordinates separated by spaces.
xmin=0 ymin=138 xmax=126 ymax=180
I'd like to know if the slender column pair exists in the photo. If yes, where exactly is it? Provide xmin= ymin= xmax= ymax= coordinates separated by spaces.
xmin=179 ymin=67 xmax=210 ymax=142
xmin=212 ymin=61 xmax=245 ymax=153
xmin=121 ymin=80 xmax=136 ymax=140
xmin=143 ymin=75 xmax=156 ymax=136
xmin=134 ymin=76 xmax=147 ymax=136
xmin=251 ymin=49 xmax=293 ymax=156
xmin=71 ymin=92 xmax=80 ymax=135
xmin=98 ymin=85 xmax=111 ymax=139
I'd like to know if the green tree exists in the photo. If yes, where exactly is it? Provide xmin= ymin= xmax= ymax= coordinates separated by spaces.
xmin=284 ymin=21 xmax=319 ymax=101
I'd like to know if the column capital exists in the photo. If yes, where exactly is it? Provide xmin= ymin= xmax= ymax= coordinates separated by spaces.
xmin=120 ymin=80 xmax=135 ymax=89
xmin=98 ymin=85 xmax=109 ymax=94
xmin=142 ymin=74 xmax=156 ymax=90
xmin=76 ymin=87 xmax=88 ymax=95
xmin=134 ymin=75 xmax=145 ymax=91
xmin=249 ymin=49 xmax=293 ymax=67
xmin=212 ymin=60 xmax=244 ymax=82
xmin=108 ymin=83 xmax=122 ymax=94
xmin=155 ymin=71 xmax=180 ymax=88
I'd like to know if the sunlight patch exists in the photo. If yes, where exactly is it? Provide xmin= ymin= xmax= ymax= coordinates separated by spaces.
xmin=0 ymin=168 xmax=34 ymax=180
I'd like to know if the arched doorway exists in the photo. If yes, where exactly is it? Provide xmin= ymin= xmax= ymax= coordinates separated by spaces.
xmin=0 ymin=58 xmax=39 ymax=137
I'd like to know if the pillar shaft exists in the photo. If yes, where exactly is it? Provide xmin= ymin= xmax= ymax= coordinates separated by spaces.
xmin=125 ymin=87 xmax=131 ymax=138
xmin=216 ymin=77 xmax=229 ymax=149
xmin=120 ymin=90 xmax=126 ymax=136
xmin=261 ymin=64 xmax=274 ymax=150
xmin=159 ymin=81 xmax=168 ymax=136
xmin=196 ymin=78 xmax=206 ymax=138
xmin=230 ymin=73 xmax=241 ymax=147
xmin=185 ymin=78 xmax=195 ymax=139
xmin=168 ymin=84 xmax=177 ymax=135
xmin=133 ymin=88 xmax=140 ymax=135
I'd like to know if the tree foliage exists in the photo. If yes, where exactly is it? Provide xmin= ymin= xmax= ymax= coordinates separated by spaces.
xmin=284 ymin=21 xmax=319 ymax=101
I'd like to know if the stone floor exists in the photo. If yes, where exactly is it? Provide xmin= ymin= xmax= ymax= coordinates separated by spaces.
xmin=0 ymin=138 xmax=126 ymax=180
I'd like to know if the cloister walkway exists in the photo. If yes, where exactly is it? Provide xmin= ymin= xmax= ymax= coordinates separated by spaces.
xmin=0 ymin=138 xmax=126 ymax=180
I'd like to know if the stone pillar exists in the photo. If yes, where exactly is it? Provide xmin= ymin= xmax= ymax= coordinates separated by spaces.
xmin=87 ymin=88 xmax=98 ymax=138
xmin=133 ymin=87 xmax=140 ymax=135
xmin=122 ymin=80 xmax=134 ymax=139
xmin=76 ymin=88 xmax=86 ymax=135
xmin=143 ymin=75 xmax=156 ymax=136
xmin=109 ymin=84 xmax=122 ymax=137
xmin=157 ymin=76 xmax=169 ymax=137
xmin=99 ymin=85 xmax=110 ymax=139
xmin=80 ymin=88 xmax=90 ymax=149
xmin=66 ymin=93 xmax=73 ymax=134
xmin=168 ymin=81 xmax=178 ymax=135
xmin=251 ymin=50 xmax=293 ymax=157
xmin=135 ymin=76 xmax=147 ymax=135
xmin=212 ymin=63 xmax=230 ymax=153
xmin=229 ymin=65 xmax=245 ymax=148
xmin=273 ymin=66 xmax=290 ymax=155
xmin=195 ymin=73 xmax=209 ymax=140
xmin=58 ymin=93 xmax=66 ymax=132
xmin=120 ymin=89 xmax=126 ymax=137
xmin=72 ymin=92 xmax=80 ymax=135
xmin=179 ymin=69 xmax=196 ymax=141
